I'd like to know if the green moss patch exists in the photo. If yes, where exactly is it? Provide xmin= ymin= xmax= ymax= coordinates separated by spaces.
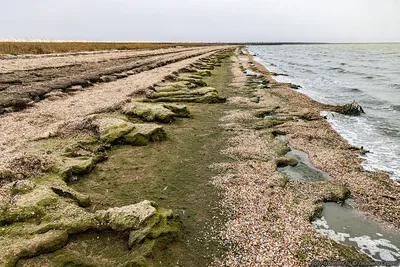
xmin=145 ymin=87 xmax=226 ymax=104
xmin=1 ymin=230 xmax=69 ymax=267
xmin=276 ymin=156 xmax=299 ymax=167
xmin=122 ymin=102 xmax=180 ymax=123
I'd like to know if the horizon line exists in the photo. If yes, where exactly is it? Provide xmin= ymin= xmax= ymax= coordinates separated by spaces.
xmin=0 ymin=39 xmax=399 ymax=45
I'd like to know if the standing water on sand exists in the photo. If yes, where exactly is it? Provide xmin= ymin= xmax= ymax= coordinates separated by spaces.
xmin=249 ymin=44 xmax=400 ymax=183
xmin=313 ymin=202 xmax=400 ymax=262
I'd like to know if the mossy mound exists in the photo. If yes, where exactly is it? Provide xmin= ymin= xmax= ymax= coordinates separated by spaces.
xmin=0 ymin=194 xmax=181 ymax=266
xmin=92 ymin=116 xmax=168 ymax=143
xmin=145 ymin=87 xmax=226 ymax=104
xmin=276 ymin=156 xmax=299 ymax=167
xmin=0 ymin=183 xmax=59 ymax=225
xmin=196 ymin=70 xmax=212 ymax=77
xmin=58 ymin=156 xmax=99 ymax=181
xmin=0 ymin=230 xmax=69 ymax=267
xmin=50 ymin=184 xmax=91 ymax=207
xmin=9 ymin=180 xmax=36 ymax=195
xmin=162 ymin=104 xmax=190 ymax=118
xmin=128 ymin=208 xmax=182 ymax=260
xmin=186 ymin=74 xmax=205 ymax=80
xmin=62 ymin=141 xmax=97 ymax=158
xmin=147 ymin=89 xmax=191 ymax=99
xmin=38 ymin=116 xmax=169 ymax=182
xmin=318 ymin=181 xmax=351 ymax=202
xmin=177 ymin=77 xmax=207 ymax=87
xmin=297 ymin=108 xmax=321 ymax=121
xmin=198 ymin=65 xmax=214 ymax=70
xmin=0 ymin=178 xmax=95 ymax=229
xmin=154 ymin=81 xmax=197 ymax=92
xmin=122 ymin=102 xmax=183 ymax=123
xmin=95 ymin=200 xmax=157 ymax=231
xmin=294 ymin=181 xmax=352 ymax=221
xmin=140 ymin=53 xmax=227 ymax=105
xmin=100 ymin=123 xmax=135 ymax=144
xmin=123 ymin=124 xmax=167 ymax=145
xmin=148 ymin=87 xmax=215 ymax=99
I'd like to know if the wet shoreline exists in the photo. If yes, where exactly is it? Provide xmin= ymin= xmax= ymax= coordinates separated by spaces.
xmin=248 ymin=44 xmax=400 ymax=183
xmin=246 ymin=49 xmax=400 ymax=263
xmin=276 ymin=135 xmax=400 ymax=262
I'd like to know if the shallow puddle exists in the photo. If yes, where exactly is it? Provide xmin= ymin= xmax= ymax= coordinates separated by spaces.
xmin=276 ymin=136 xmax=400 ymax=263
xmin=276 ymin=135 xmax=332 ymax=182
xmin=313 ymin=202 xmax=400 ymax=262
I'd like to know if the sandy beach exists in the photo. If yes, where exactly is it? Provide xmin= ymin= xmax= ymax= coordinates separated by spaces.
xmin=0 ymin=46 xmax=399 ymax=266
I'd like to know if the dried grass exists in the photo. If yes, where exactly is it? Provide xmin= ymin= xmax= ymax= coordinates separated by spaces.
xmin=0 ymin=41 xmax=211 ymax=55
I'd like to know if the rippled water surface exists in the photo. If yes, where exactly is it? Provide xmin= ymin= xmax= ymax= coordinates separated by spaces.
xmin=249 ymin=44 xmax=400 ymax=182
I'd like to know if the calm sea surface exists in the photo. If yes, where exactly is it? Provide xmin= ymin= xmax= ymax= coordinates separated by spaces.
xmin=248 ymin=44 xmax=400 ymax=182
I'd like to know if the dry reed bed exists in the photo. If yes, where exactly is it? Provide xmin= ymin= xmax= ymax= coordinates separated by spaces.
xmin=0 ymin=41 xmax=211 ymax=56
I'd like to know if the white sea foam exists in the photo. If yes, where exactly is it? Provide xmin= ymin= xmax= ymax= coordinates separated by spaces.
xmin=321 ymin=111 xmax=400 ymax=182
xmin=312 ymin=217 xmax=350 ymax=242
xmin=250 ymin=45 xmax=400 ymax=183
xmin=313 ymin=216 xmax=400 ymax=262
xmin=349 ymin=236 xmax=400 ymax=261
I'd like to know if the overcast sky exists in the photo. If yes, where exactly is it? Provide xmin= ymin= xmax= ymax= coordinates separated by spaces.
xmin=1 ymin=0 xmax=400 ymax=42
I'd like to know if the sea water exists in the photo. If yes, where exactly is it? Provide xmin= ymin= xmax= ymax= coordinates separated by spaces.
xmin=249 ymin=44 xmax=400 ymax=183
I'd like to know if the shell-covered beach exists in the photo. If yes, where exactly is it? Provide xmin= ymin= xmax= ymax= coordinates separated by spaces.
xmin=0 ymin=45 xmax=399 ymax=266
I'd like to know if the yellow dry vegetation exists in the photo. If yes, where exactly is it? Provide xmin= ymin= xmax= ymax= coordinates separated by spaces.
xmin=0 ymin=42 xmax=211 ymax=55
